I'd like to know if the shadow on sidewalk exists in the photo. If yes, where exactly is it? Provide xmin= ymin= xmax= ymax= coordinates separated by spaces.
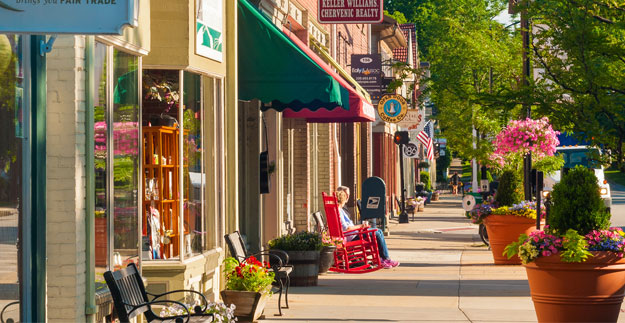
xmin=288 ymin=278 xmax=530 ymax=297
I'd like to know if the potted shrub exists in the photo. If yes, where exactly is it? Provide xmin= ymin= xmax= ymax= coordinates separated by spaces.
xmin=506 ymin=166 xmax=625 ymax=322
xmin=220 ymin=256 xmax=274 ymax=322
xmin=319 ymin=231 xmax=342 ymax=274
xmin=268 ymin=231 xmax=323 ymax=286
xmin=478 ymin=117 xmax=562 ymax=265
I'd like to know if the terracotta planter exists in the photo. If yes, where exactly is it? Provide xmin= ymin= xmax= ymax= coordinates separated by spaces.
xmin=319 ymin=245 xmax=336 ymax=274
xmin=482 ymin=214 xmax=538 ymax=265
xmin=524 ymin=252 xmax=625 ymax=323
xmin=417 ymin=203 xmax=425 ymax=212
xmin=431 ymin=192 xmax=439 ymax=201
xmin=221 ymin=290 xmax=270 ymax=322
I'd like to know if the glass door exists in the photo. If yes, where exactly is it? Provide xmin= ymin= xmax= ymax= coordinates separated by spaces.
xmin=0 ymin=33 xmax=25 ymax=323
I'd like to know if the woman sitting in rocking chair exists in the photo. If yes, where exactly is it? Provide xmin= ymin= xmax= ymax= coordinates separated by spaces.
xmin=336 ymin=186 xmax=399 ymax=269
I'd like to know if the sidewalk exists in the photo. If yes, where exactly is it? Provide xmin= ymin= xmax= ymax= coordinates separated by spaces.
xmin=259 ymin=194 xmax=625 ymax=323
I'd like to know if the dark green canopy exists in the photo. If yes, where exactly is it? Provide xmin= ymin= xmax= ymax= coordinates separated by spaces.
xmin=238 ymin=0 xmax=350 ymax=111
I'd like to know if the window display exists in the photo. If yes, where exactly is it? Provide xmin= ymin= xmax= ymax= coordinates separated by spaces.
xmin=141 ymin=70 xmax=207 ymax=260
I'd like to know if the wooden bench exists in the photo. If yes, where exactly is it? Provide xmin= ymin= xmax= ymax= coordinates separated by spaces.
xmin=104 ymin=263 xmax=213 ymax=322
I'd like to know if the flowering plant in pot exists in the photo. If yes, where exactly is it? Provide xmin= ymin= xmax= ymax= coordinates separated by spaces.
xmin=479 ymin=117 xmax=563 ymax=265
xmin=160 ymin=301 xmax=237 ymax=322
xmin=504 ymin=166 xmax=625 ymax=323
xmin=268 ymin=231 xmax=323 ymax=286
xmin=319 ymin=231 xmax=342 ymax=274
xmin=220 ymin=256 xmax=274 ymax=322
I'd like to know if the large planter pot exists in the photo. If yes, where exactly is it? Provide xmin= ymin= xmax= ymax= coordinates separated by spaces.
xmin=287 ymin=250 xmax=320 ymax=286
xmin=524 ymin=252 xmax=625 ymax=323
xmin=431 ymin=192 xmax=440 ymax=201
xmin=482 ymin=214 xmax=538 ymax=265
xmin=319 ymin=245 xmax=336 ymax=274
xmin=220 ymin=290 xmax=270 ymax=322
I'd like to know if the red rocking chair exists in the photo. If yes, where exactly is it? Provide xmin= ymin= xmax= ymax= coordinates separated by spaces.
xmin=322 ymin=192 xmax=382 ymax=273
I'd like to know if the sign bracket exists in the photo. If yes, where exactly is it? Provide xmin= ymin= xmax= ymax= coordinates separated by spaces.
xmin=39 ymin=36 xmax=57 ymax=57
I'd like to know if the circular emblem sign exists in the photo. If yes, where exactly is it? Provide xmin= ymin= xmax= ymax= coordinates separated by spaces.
xmin=377 ymin=94 xmax=408 ymax=123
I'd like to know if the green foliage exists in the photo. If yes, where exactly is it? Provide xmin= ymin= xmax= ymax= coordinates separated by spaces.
xmin=420 ymin=171 xmax=432 ymax=191
xmin=268 ymin=231 xmax=323 ymax=251
xmin=383 ymin=9 xmax=407 ymax=24
xmin=504 ymin=233 xmax=529 ymax=260
xmin=494 ymin=170 xmax=523 ymax=207
xmin=548 ymin=166 xmax=610 ymax=235
xmin=560 ymin=229 xmax=593 ymax=263
xmin=525 ymin=0 xmax=625 ymax=172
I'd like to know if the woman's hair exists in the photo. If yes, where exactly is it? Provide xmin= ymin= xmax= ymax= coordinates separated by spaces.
xmin=336 ymin=190 xmax=348 ymax=205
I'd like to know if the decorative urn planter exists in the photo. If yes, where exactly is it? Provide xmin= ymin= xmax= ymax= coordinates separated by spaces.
xmin=482 ymin=214 xmax=538 ymax=265
xmin=318 ymin=245 xmax=336 ymax=274
xmin=221 ymin=289 xmax=270 ymax=322
xmin=287 ymin=250 xmax=321 ymax=286
xmin=524 ymin=252 xmax=625 ymax=323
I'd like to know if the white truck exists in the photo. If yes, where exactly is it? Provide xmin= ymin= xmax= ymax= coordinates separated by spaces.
xmin=543 ymin=145 xmax=612 ymax=211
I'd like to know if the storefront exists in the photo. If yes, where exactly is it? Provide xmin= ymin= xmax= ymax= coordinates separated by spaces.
xmin=137 ymin=0 xmax=233 ymax=299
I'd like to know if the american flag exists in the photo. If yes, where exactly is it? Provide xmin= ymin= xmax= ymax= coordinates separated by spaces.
xmin=417 ymin=121 xmax=434 ymax=160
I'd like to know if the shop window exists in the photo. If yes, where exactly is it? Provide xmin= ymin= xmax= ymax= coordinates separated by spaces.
xmin=93 ymin=43 xmax=141 ymax=282
xmin=142 ymin=70 xmax=207 ymax=260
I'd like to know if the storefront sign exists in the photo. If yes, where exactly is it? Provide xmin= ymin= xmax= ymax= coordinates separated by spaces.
xmin=377 ymin=94 xmax=407 ymax=123
xmin=351 ymin=54 xmax=381 ymax=98
xmin=318 ymin=0 xmax=383 ymax=24
xmin=0 ymin=0 xmax=138 ymax=34
xmin=196 ymin=0 xmax=223 ymax=62
xmin=397 ymin=109 xmax=424 ymax=131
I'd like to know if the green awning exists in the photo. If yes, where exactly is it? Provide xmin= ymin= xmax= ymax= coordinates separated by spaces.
xmin=238 ymin=0 xmax=350 ymax=111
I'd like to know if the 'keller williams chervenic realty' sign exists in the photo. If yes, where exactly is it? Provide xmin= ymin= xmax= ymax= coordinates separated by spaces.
xmin=318 ymin=0 xmax=382 ymax=24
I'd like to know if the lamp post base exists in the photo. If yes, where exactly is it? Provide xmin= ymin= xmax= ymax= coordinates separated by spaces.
xmin=399 ymin=211 xmax=409 ymax=223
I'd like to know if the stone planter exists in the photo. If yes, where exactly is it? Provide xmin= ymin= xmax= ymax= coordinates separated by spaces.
xmin=318 ymin=245 xmax=336 ymax=274
xmin=287 ymin=250 xmax=320 ymax=286
xmin=482 ymin=214 xmax=538 ymax=265
xmin=221 ymin=289 xmax=270 ymax=322
xmin=524 ymin=252 xmax=625 ymax=322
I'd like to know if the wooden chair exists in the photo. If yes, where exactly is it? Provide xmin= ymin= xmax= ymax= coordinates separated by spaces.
xmin=322 ymin=192 xmax=382 ymax=274
xmin=104 ymin=263 xmax=213 ymax=323
xmin=311 ymin=211 xmax=327 ymax=233
xmin=224 ymin=231 xmax=292 ymax=316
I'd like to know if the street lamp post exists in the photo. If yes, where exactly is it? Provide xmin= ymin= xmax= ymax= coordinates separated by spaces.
xmin=521 ymin=5 xmax=533 ymax=201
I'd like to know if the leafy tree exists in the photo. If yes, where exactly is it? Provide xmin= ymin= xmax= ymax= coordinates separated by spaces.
xmin=522 ymin=0 xmax=625 ymax=172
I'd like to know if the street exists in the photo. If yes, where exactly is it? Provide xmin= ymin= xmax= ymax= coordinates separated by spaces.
xmin=610 ymin=182 xmax=625 ymax=227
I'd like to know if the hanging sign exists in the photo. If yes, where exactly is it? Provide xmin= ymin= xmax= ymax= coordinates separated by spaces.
xmin=377 ymin=94 xmax=407 ymax=123
xmin=351 ymin=54 xmax=381 ymax=98
xmin=0 ymin=0 xmax=138 ymax=34
xmin=397 ymin=109 xmax=424 ymax=131
xmin=196 ymin=0 xmax=223 ymax=62
xmin=318 ymin=0 xmax=383 ymax=24
xmin=403 ymin=143 xmax=419 ymax=158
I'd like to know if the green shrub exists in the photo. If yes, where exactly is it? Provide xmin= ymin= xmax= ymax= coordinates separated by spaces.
xmin=548 ymin=166 xmax=610 ymax=235
xmin=268 ymin=231 xmax=323 ymax=251
xmin=494 ymin=170 xmax=523 ymax=207
xmin=420 ymin=171 xmax=432 ymax=191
